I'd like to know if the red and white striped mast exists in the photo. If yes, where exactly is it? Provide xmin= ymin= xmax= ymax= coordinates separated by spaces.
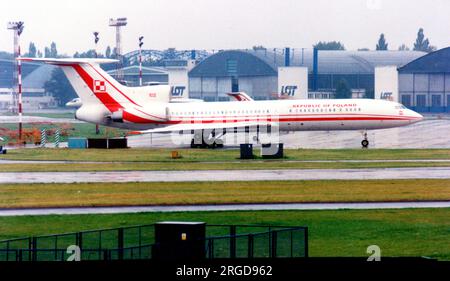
xmin=7 ymin=21 xmax=24 ymax=141
xmin=93 ymin=31 xmax=100 ymax=135
xmin=138 ymin=36 xmax=144 ymax=86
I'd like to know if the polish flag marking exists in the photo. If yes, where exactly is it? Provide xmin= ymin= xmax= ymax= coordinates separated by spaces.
xmin=94 ymin=80 xmax=106 ymax=92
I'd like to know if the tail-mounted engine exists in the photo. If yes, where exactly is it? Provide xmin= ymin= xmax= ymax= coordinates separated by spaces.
xmin=108 ymin=106 xmax=168 ymax=124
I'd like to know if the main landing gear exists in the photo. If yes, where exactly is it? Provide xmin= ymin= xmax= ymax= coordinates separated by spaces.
xmin=361 ymin=131 xmax=369 ymax=148
xmin=190 ymin=129 xmax=225 ymax=149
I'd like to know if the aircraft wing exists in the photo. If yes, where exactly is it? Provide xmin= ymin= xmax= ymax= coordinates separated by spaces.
xmin=133 ymin=120 xmax=276 ymax=134
xmin=226 ymin=92 xmax=254 ymax=101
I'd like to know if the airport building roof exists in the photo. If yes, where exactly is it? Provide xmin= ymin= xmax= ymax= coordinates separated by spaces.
xmin=106 ymin=65 xmax=168 ymax=76
xmin=0 ymin=59 xmax=42 ymax=88
xmin=189 ymin=49 xmax=425 ymax=77
xmin=398 ymin=47 xmax=450 ymax=73
xmin=22 ymin=64 xmax=56 ymax=88
xmin=189 ymin=50 xmax=277 ymax=77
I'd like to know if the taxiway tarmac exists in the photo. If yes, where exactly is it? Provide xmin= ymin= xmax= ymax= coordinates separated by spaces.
xmin=127 ymin=118 xmax=450 ymax=149
xmin=1 ymin=201 xmax=450 ymax=216
xmin=1 ymin=167 xmax=450 ymax=183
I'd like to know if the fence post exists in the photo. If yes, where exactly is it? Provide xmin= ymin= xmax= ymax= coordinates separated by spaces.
xmin=118 ymin=228 xmax=124 ymax=260
xmin=76 ymin=232 xmax=83 ymax=250
xmin=270 ymin=231 xmax=277 ymax=258
xmin=32 ymin=237 xmax=37 ymax=261
xmin=18 ymin=249 xmax=22 ymax=262
xmin=6 ymin=241 xmax=9 ymax=261
xmin=248 ymin=234 xmax=254 ymax=258
xmin=230 ymin=225 xmax=236 ymax=259
xmin=28 ymin=237 xmax=32 ymax=261
xmin=304 ymin=227 xmax=309 ymax=258
xmin=208 ymin=239 xmax=213 ymax=259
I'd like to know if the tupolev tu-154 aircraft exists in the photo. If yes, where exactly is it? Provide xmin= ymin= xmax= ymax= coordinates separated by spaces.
xmin=19 ymin=58 xmax=423 ymax=148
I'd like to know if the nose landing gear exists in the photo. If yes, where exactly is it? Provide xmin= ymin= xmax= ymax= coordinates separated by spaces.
xmin=361 ymin=132 xmax=369 ymax=148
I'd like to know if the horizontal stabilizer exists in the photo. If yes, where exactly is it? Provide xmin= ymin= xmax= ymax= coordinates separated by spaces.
xmin=17 ymin=57 xmax=119 ymax=65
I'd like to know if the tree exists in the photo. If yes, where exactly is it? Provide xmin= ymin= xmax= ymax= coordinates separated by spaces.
xmin=27 ymin=42 xmax=37 ymax=57
xmin=413 ymin=28 xmax=436 ymax=53
xmin=50 ymin=42 xmax=58 ymax=57
xmin=44 ymin=68 xmax=77 ymax=106
xmin=37 ymin=50 xmax=43 ymax=58
xmin=398 ymin=44 xmax=410 ymax=51
xmin=164 ymin=48 xmax=177 ymax=59
xmin=252 ymin=45 xmax=266 ymax=51
xmin=105 ymin=46 xmax=111 ymax=58
xmin=335 ymin=79 xmax=352 ymax=99
xmin=0 ymin=51 xmax=13 ymax=60
xmin=313 ymin=41 xmax=345 ymax=50
xmin=111 ymin=47 xmax=118 ymax=58
xmin=376 ymin=34 xmax=388 ymax=50
xmin=358 ymin=48 xmax=370 ymax=51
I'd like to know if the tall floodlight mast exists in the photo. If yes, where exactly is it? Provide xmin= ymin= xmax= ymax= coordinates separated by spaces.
xmin=138 ymin=36 xmax=144 ymax=86
xmin=93 ymin=31 xmax=100 ymax=135
xmin=109 ymin=17 xmax=127 ymax=81
xmin=7 ymin=21 xmax=24 ymax=141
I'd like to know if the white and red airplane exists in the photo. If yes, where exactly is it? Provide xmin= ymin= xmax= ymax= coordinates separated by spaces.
xmin=20 ymin=58 xmax=423 ymax=148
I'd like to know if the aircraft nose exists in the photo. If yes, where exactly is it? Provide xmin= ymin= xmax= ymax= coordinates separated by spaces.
xmin=408 ymin=109 xmax=423 ymax=123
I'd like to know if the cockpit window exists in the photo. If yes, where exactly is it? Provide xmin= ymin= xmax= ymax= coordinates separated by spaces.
xmin=394 ymin=104 xmax=406 ymax=109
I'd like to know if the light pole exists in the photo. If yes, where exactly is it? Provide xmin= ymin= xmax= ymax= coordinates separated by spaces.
xmin=93 ymin=31 xmax=100 ymax=135
xmin=7 ymin=21 xmax=24 ymax=142
xmin=109 ymin=18 xmax=127 ymax=81
xmin=93 ymin=31 xmax=99 ymax=58
xmin=138 ymin=36 xmax=144 ymax=86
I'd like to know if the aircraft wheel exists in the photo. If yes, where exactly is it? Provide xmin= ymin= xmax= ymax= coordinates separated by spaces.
xmin=361 ymin=139 xmax=369 ymax=148
xmin=207 ymin=141 xmax=217 ymax=149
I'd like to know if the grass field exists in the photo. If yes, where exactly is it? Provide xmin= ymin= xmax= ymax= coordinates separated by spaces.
xmin=0 ymin=180 xmax=449 ymax=208
xmin=2 ymin=148 xmax=450 ymax=162
xmin=0 ymin=209 xmax=449 ymax=260
xmin=2 ymin=148 xmax=450 ymax=172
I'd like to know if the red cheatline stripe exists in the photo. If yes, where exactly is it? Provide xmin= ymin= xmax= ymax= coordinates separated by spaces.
xmin=171 ymin=114 xmax=419 ymax=122
xmin=171 ymin=112 xmax=417 ymax=120
xmin=171 ymin=116 xmax=418 ymax=124
xmin=129 ymin=115 xmax=419 ymax=125
xmin=134 ymin=107 xmax=167 ymax=121
xmin=123 ymin=111 xmax=159 ymax=124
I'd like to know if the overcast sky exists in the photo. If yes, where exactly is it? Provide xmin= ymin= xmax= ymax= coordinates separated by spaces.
xmin=1 ymin=0 xmax=449 ymax=55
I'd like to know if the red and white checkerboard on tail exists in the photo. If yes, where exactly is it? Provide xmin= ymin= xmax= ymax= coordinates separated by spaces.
xmin=94 ymin=80 xmax=106 ymax=92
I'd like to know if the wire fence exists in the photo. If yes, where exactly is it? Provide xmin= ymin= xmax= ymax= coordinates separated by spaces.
xmin=0 ymin=224 xmax=307 ymax=261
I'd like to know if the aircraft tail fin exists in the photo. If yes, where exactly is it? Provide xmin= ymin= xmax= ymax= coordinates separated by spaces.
xmin=18 ymin=57 xmax=171 ymax=112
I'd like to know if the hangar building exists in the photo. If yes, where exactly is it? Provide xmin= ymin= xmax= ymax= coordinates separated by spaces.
xmin=398 ymin=47 xmax=450 ymax=113
xmin=188 ymin=49 xmax=425 ymax=101
xmin=0 ymin=60 xmax=57 ymax=110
